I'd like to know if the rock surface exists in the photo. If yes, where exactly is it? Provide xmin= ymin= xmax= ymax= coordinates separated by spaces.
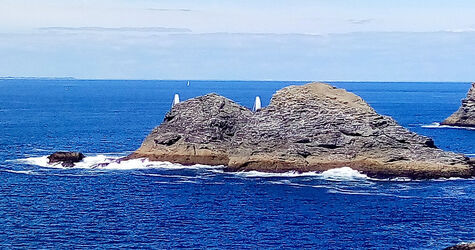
xmin=445 ymin=243 xmax=475 ymax=250
xmin=129 ymin=82 xmax=475 ymax=179
xmin=442 ymin=83 xmax=475 ymax=127
xmin=48 ymin=152 xmax=85 ymax=167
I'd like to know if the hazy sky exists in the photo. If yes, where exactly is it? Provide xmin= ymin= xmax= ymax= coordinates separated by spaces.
xmin=1 ymin=0 xmax=475 ymax=80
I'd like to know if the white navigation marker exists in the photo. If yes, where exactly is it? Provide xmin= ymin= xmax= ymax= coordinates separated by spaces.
xmin=172 ymin=94 xmax=180 ymax=108
xmin=253 ymin=96 xmax=262 ymax=111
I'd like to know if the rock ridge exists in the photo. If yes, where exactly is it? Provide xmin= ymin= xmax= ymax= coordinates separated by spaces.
xmin=445 ymin=242 xmax=475 ymax=250
xmin=442 ymin=82 xmax=475 ymax=127
xmin=129 ymin=82 xmax=475 ymax=179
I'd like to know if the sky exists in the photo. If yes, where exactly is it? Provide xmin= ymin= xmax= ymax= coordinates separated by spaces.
xmin=1 ymin=0 xmax=475 ymax=81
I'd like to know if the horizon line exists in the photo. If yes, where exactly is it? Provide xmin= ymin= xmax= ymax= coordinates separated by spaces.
xmin=0 ymin=76 xmax=472 ymax=83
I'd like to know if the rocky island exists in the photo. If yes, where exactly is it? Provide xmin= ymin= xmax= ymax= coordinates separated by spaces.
xmin=48 ymin=152 xmax=85 ymax=167
xmin=445 ymin=243 xmax=475 ymax=250
xmin=128 ymin=82 xmax=474 ymax=179
xmin=442 ymin=83 xmax=475 ymax=127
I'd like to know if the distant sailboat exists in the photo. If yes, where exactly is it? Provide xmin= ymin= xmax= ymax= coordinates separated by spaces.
xmin=172 ymin=94 xmax=180 ymax=108
xmin=253 ymin=96 xmax=262 ymax=111
xmin=187 ymin=81 xmax=190 ymax=86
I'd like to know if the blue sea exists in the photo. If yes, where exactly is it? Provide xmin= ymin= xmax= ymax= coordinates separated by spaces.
xmin=0 ymin=79 xmax=474 ymax=249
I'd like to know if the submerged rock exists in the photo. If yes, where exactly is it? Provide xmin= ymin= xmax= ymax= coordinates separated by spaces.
xmin=129 ymin=82 xmax=475 ymax=179
xmin=442 ymin=83 xmax=475 ymax=127
xmin=48 ymin=152 xmax=85 ymax=167
xmin=445 ymin=243 xmax=475 ymax=250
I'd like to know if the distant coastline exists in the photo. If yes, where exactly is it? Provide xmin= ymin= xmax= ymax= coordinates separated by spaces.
xmin=0 ymin=76 xmax=76 ymax=80
xmin=0 ymin=77 xmax=473 ymax=83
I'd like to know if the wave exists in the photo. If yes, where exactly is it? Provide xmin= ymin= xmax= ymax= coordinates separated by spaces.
xmin=326 ymin=188 xmax=418 ymax=199
xmin=135 ymin=173 xmax=212 ymax=180
xmin=232 ymin=168 xmax=471 ymax=182
xmin=15 ymin=154 xmax=225 ymax=171
xmin=233 ymin=170 xmax=320 ymax=178
xmin=319 ymin=167 xmax=369 ymax=180
xmin=32 ymin=148 xmax=51 ymax=152
xmin=1 ymin=169 xmax=37 ymax=175
xmin=14 ymin=154 xmax=372 ymax=182
xmin=233 ymin=167 xmax=370 ymax=181
xmin=17 ymin=155 xmax=114 ymax=169
xmin=14 ymin=154 xmax=470 ymax=183
xmin=13 ymin=154 xmax=389 ymax=182
xmin=422 ymin=122 xmax=475 ymax=130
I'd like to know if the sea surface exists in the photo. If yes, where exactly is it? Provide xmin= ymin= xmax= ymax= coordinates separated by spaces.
xmin=0 ymin=79 xmax=474 ymax=249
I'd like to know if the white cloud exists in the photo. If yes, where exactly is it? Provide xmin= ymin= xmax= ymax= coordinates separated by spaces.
xmin=347 ymin=19 xmax=374 ymax=25
xmin=444 ymin=28 xmax=475 ymax=33
xmin=1 ymin=30 xmax=475 ymax=81
xmin=38 ymin=26 xmax=192 ymax=33
xmin=146 ymin=8 xmax=192 ymax=12
xmin=2 ymin=1 xmax=475 ymax=34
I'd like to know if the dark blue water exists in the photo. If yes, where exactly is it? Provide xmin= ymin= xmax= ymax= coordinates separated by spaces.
xmin=0 ymin=79 xmax=474 ymax=249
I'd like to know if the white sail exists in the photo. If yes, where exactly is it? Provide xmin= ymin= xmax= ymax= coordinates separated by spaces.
xmin=187 ymin=81 xmax=190 ymax=86
xmin=253 ymin=96 xmax=262 ymax=111
xmin=172 ymin=94 xmax=180 ymax=107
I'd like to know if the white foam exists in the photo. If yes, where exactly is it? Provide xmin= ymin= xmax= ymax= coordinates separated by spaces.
xmin=385 ymin=177 xmax=413 ymax=182
xmin=319 ymin=167 xmax=368 ymax=180
xmin=432 ymin=177 xmax=466 ymax=182
xmin=422 ymin=122 xmax=475 ymax=130
xmin=16 ymin=154 xmax=118 ymax=169
xmin=2 ymin=169 xmax=37 ymax=175
xmin=16 ymin=155 xmax=52 ymax=167
xmin=19 ymin=155 xmax=455 ymax=183
xmin=138 ymin=173 xmax=195 ymax=178
xmin=233 ymin=170 xmax=321 ymax=178
xmin=326 ymin=188 xmax=417 ymax=198
xmin=15 ymin=154 xmax=225 ymax=171
xmin=32 ymin=148 xmax=50 ymax=152
xmin=232 ymin=167 xmax=369 ymax=180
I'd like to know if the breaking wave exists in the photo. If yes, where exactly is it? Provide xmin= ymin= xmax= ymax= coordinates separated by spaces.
xmin=422 ymin=122 xmax=475 ymax=130
xmin=1 ymin=169 xmax=37 ymax=175
xmin=233 ymin=167 xmax=369 ymax=181
xmin=12 ymin=154 xmax=470 ymax=182
xmin=15 ymin=154 xmax=225 ymax=171
xmin=319 ymin=167 xmax=369 ymax=180
xmin=233 ymin=171 xmax=320 ymax=178
xmin=15 ymin=154 xmax=371 ymax=181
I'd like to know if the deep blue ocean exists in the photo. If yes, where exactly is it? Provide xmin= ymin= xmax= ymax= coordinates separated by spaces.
xmin=0 ymin=79 xmax=474 ymax=249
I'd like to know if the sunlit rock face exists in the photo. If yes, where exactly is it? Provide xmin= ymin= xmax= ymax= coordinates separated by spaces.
xmin=129 ymin=82 xmax=474 ymax=179
xmin=442 ymin=83 xmax=475 ymax=127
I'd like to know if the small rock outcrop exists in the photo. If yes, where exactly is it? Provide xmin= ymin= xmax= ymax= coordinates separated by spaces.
xmin=48 ymin=152 xmax=85 ymax=167
xmin=445 ymin=243 xmax=475 ymax=250
xmin=129 ymin=83 xmax=475 ymax=179
xmin=442 ymin=83 xmax=475 ymax=127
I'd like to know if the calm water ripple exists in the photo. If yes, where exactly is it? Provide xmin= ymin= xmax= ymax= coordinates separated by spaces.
xmin=0 ymin=80 xmax=474 ymax=248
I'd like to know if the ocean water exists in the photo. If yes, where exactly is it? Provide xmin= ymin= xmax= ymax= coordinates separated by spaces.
xmin=0 ymin=79 xmax=474 ymax=249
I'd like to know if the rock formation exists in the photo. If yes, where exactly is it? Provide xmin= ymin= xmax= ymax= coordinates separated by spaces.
xmin=48 ymin=152 xmax=85 ymax=167
xmin=445 ymin=243 xmax=475 ymax=250
xmin=442 ymin=83 xmax=475 ymax=127
xmin=129 ymin=82 xmax=475 ymax=179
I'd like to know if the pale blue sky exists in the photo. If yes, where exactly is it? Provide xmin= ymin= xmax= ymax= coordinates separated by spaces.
xmin=1 ymin=0 xmax=475 ymax=80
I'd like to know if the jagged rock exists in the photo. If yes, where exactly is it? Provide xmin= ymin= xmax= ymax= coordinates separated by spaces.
xmin=445 ymin=243 xmax=475 ymax=250
xmin=130 ymin=94 xmax=253 ymax=165
xmin=48 ymin=152 xmax=85 ymax=167
xmin=442 ymin=83 xmax=475 ymax=127
xmin=129 ymin=83 xmax=475 ymax=179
